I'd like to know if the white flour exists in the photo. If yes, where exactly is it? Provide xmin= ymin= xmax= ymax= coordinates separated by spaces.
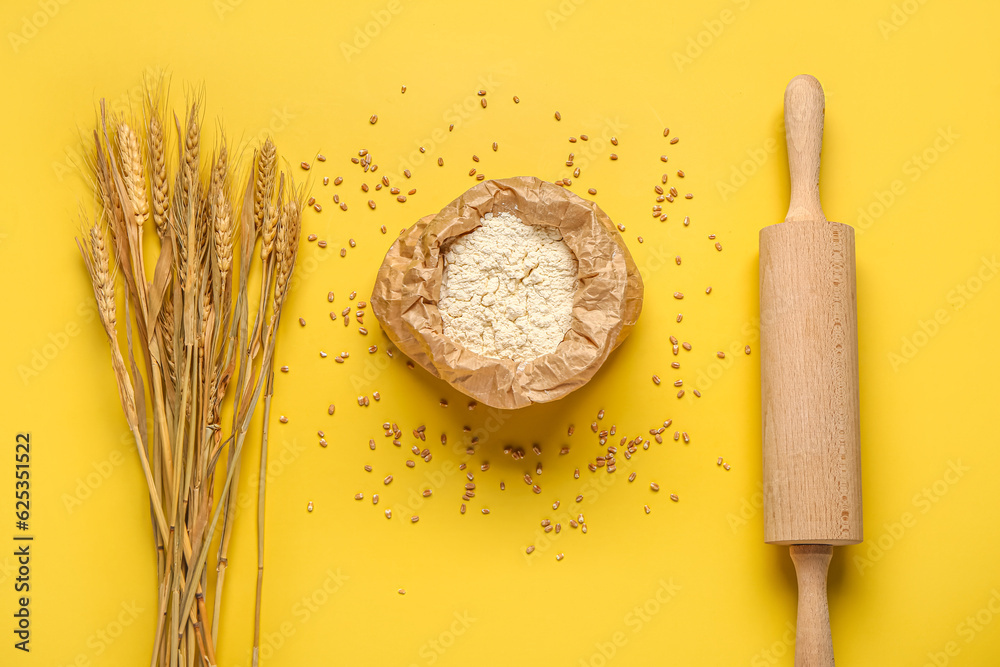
xmin=439 ymin=211 xmax=578 ymax=361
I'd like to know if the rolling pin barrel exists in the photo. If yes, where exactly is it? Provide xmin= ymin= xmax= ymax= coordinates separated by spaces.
xmin=759 ymin=217 xmax=862 ymax=545
xmin=760 ymin=75 xmax=863 ymax=667
xmin=760 ymin=74 xmax=862 ymax=546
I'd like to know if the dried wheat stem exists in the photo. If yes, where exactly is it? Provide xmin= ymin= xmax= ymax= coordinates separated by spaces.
xmin=177 ymin=422 xmax=252 ymax=628
xmin=169 ymin=586 xmax=180 ymax=667
xmin=150 ymin=569 xmax=171 ymax=667
xmin=252 ymin=374 xmax=274 ymax=667
xmin=210 ymin=452 xmax=241 ymax=643
xmin=195 ymin=592 xmax=218 ymax=666
xmin=185 ymin=340 xmax=277 ymax=627
xmin=254 ymin=194 xmax=300 ymax=665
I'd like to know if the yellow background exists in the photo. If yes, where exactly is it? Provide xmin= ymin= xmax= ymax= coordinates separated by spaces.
xmin=2 ymin=0 xmax=999 ymax=665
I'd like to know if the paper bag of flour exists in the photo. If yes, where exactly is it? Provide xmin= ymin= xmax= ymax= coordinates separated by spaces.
xmin=371 ymin=176 xmax=643 ymax=410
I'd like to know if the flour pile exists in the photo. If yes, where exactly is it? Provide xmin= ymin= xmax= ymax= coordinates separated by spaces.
xmin=439 ymin=211 xmax=578 ymax=361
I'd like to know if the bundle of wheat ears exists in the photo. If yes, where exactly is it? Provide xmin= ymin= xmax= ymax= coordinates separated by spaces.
xmin=77 ymin=88 xmax=302 ymax=667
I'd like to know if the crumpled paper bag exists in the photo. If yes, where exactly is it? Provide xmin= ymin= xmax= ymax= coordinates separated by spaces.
xmin=371 ymin=176 xmax=643 ymax=409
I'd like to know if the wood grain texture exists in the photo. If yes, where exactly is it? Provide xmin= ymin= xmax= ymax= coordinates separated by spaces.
xmin=790 ymin=545 xmax=835 ymax=667
xmin=760 ymin=220 xmax=862 ymax=545
xmin=784 ymin=74 xmax=826 ymax=224
xmin=760 ymin=74 xmax=863 ymax=546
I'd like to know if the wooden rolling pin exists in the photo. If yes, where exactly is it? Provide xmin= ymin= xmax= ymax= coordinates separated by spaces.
xmin=759 ymin=74 xmax=863 ymax=666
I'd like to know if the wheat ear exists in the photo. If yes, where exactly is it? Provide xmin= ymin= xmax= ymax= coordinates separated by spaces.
xmin=253 ymin=138 xmax=276 ymax=234
xmin=260 ymin=173 xmax=283 ymax=263
xmin=180 ymin=105 xmax=200 ymax=212
xmin=271 ymin=199 xmax=300 ymax=322
xmin=159 ymin=286 xmax=177 ymax=383
xmin=118 ymin=121 xmax=149 ymax=227
xmin=90 ymin=222 xmax=117 ymax=334
xmin=213 ymin=185 xmax=232 ymax=278
xmin=149 ymin=113 xmax=169 ymax=238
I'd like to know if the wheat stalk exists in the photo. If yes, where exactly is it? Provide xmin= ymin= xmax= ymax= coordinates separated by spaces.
xmin=253 ymin=185 xmax=301 ymax=667
xmin=79 ymin=81 xmax=304 ymax=667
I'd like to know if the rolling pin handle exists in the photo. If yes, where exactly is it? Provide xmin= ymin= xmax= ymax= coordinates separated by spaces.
xmin=784 ymin=74 xmax=827 ymax=224
xmin=789 ymin=544 xmax=835 ymax=667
